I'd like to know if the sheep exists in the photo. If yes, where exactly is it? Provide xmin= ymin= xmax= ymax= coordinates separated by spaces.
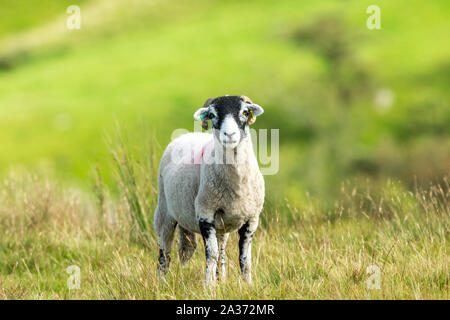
xmin=154 ymin=95 xmax=265 ymax=285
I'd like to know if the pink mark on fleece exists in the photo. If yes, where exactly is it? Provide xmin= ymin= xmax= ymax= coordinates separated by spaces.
xmin=193 ymin=140 xmax=212 ymax=165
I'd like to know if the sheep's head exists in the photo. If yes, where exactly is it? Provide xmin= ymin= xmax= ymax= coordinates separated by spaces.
xmin=194 ymin=95 xmax=264 ymax=149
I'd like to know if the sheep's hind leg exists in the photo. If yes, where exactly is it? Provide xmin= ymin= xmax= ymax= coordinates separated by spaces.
xmin=156 ymin=215 xmax=177 ymax=277
xmin=238 ymin=220 xmax=258 ymax=283
xmin=216 ymin=233 xmax=229 ymax=281
xmin=154 ymin=177 xmax=178 ymax=277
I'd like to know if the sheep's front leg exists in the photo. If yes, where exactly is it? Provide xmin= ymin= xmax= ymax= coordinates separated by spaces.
xmin=217 ymin=233 xmax=229 ymax=281
xmin=238 ymin=220 xmax=258 ymax=283
xmin=199 ymin=218 xmax=218 ymax=286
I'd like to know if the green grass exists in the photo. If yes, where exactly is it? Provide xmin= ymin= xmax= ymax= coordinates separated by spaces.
xmin=0 ymin=164 xmax=447 ymax=299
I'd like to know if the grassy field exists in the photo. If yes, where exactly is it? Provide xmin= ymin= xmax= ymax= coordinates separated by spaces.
xmin=0 ymin=0 xmax=448 ymax=299
xmin=0 ymin=157 xmax=448 ymax=299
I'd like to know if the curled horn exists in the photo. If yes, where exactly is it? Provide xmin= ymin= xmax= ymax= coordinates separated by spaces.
xmin=240 ymin=95 xmax=256 ymax=125
xmin=203 ymin=97 xmax=216 ymax=108
xmin=240 ymin=95 xmax=253 ymax=104
xmin=201 ymin=97 xmax=216 ymax=130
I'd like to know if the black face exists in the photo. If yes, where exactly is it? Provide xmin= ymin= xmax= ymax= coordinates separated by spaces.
xmin=208 ymin=95 xmax=249 ymax=132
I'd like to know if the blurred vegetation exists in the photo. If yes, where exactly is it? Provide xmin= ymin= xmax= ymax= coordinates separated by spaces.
xmin=0 ymin=0 xmax=449 ymax=207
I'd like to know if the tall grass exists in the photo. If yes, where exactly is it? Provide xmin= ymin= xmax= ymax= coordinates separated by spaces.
xmin=0 ymin=134 xmax=447 ymax=299
xmin=105 ymin=124 xmax=160 ymax=248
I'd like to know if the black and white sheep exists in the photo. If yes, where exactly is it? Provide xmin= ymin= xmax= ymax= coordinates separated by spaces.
xmin=154 ymin=95 xmax=265 ymax=285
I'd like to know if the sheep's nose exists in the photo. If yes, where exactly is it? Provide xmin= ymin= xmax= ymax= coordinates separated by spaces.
xmin=224 ymin=132 xmax=236 ymax=138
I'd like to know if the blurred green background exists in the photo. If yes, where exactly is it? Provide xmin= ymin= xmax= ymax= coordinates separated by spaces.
xmin=0 ymin=0 xmax=449 ymax=204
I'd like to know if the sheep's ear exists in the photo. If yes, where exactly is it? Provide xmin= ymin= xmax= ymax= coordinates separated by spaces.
xmin=194 ymin=96 xmax=216 ymax=120
xmin=248 ymin=104 xmax=264 ymax=117
xmin=246 ymin=103 xmax=264 ymax=125
xmin=240 ymin=95 xmax=264 ymax=122
xmin=194 ymin=107 xmax=211 ymax=130
xmin=194 ymin=97 xmax=216 ymax=130
xmin=193 ymin=107 xmax=209 ymax=121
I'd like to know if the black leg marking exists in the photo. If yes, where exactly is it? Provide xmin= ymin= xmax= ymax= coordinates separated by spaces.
xmin=199 ymin=219 xmax=215 ymax=260
xmin=158 ymin=248 xmax=171 ymax=275
xmin=199 ymin=218 xmax=215 ymax=237
xmin=238 ymin=221 xmax=254 ymax=282
xmin=157 ymin=221 xmax=177 ymax=276
xmin=199 ymin=218 xmax=218 ymax=285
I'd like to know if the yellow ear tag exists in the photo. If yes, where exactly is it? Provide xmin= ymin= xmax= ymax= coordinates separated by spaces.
xmin=248 ymin=109 xmax=256 ymax=125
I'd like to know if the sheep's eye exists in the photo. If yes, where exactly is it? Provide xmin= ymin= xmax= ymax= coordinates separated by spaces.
xmin=209 ymin=113 xmax=215 ymax=119
xmin=243 ymin=110 xmax=249 ymax=117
